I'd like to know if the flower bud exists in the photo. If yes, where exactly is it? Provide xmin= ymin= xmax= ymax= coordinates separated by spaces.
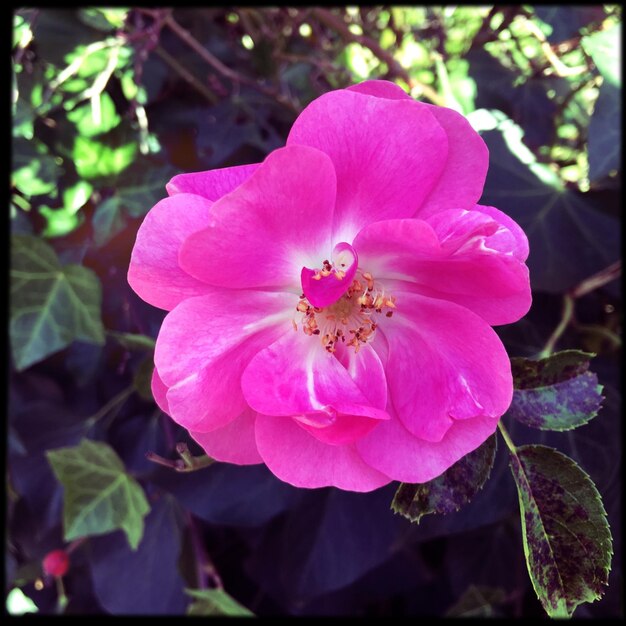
xmin=42 ymin=549 xmax=70 ymax=578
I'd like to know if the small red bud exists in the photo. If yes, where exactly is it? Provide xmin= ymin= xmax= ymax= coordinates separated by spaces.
xmin=42 ymin=549 xmax=70 ymax=578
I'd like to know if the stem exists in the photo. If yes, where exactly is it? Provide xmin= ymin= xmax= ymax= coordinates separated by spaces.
xmin=55 ymin=577 xmax=68 ymax=613
xmin=85 ymin=386 xmax=134 ymax=426
xmin=145 ymin=446 xmax=214 ymax=473
xmin=497 ymin=421 xmax=517 ymax=455
xmin=538 ymin=294 xmax=574 ymax=359
xmin=569 ymin=260 xmax=621 ymax=299
xmin=187 ymin=512 xmax=223 ymax=590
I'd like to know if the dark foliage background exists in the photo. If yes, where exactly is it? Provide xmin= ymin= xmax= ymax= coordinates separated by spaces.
xmin=8 ymin=6 xmax=622 ymax=617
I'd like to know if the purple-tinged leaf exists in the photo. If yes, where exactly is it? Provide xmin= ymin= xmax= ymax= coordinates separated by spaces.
xmin=508 ymin=445 xmax=612 ymax=618
xmin=392 ymin=435 xmax=497 ymax=524
xmin=508 ymin=350 xmax=604 ymax=430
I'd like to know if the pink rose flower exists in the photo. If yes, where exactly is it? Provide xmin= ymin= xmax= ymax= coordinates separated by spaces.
xmin=128 ymin=80 xmax=531 ymax=492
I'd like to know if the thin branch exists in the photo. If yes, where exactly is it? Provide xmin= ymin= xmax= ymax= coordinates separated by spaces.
xmin=569 ymin=260 xmax=621 ymax=299
xmin=312 ymin=7 xmax=446 ymax=106
xmin=538 ymin=294 xmax=574 ymax=358
xmin=497 ymin=421 xmax=517 ymax=455
xmin=186 ymin=511 xmax=223 ymax=590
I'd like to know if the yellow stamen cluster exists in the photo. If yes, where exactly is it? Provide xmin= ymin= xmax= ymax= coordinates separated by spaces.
xmin=294 ymin=272 xmax=396 ymax=354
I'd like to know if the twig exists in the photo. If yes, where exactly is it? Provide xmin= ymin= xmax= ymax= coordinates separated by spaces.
xmin=497 ymin=421 xmax=517 ymax=454
xmin=85 ymin=386 xmax=134 ymax=427
xmin=186 ymin=511 xmax=223 ymax=590
xmin=145 ymin=444 xmax=214 ymax=473
xmin=312 ymin=7 xmax=446 ymax=106
xmin=538 ymin=295 xmax=574 ymax=358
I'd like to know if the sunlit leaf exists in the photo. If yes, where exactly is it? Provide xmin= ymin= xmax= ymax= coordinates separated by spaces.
xmin=508 ymin=350 xmax=604 ymax=431
xmin=582 ymin=23 xmax=621 ymax=87
xmin=39 ymin=205 xmax=83 ymax=238
xmin=508 ymin=445 xmax=612 ymax=617
xmin=392 ymin=435 xmax=497 ymax=523
xmin=73 ymin=136 xmax=136 ymax=179
xmin=185 ymin=588 xmax=255 ymax=616
xmin=6 ymin=588 xmax=38 ymax=615
xmin=67 ymin=92 xmax=121 ymax=136
xmin=46 ymin=439 xmax=151 ymax=550
xmin=10 ymin=235 xmax=105 ymax=370
xmin=12 ymin=138 xmax=62 ymax=197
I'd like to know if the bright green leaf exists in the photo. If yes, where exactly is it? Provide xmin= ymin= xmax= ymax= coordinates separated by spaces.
xmin=64 ymin=180 xmax=93 ymax=213
xmin=46 ymin=439 xmax=151 ymax=550
xmin=392 ymin=435 xmax=497 ymax=524
xmin=67 ymin=92 xmax=121 ymax=137
xmin=73 ymin=136 xmax=136 ymax=179
xmin=6 ymin=588 xmax=38 ymax=615
xmin=582 ymin=23 xmax=621 ymax=87
xmin=508 ymin=445 xmax=612 ymax=617
xmin=508 ymin=350 xmax=604 ymax=431
xmin=185 ymin=588 xmax=255 ymax=616
xmin=12 ymin=138 xmax=62 ymax=197
xmin=39 ymin=205 xmax=83 ymax=238
xmin=10 ymin=235 xmax=105 ymax=370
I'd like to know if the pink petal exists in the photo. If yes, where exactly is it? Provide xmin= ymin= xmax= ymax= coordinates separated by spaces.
xmin=376 ymin=292 xmax=513 ymax=442
xmin=414 ymin=104 xmax=489 ymax=220
xmin=473 ymin=204 xmax=530 ymax=261
xmin=348 ymin=80 xmax=489 ymax=220
xmin=353 ymin=216 xmax=531 ymax=326
xmin=347 ymin=79 xmax=411 ymax=100
xmin=178 ymin=146 xmax=336 ymax=291
xmin=356 ymin=409 xmax=499 ymax=483
xmin=255 ymin=414 xmax=391 ymax=491
xmin=151 ymin=366 xmax=170 ymax=414
xmin=301 ymin=242 xmax=358 ymax=308
xmin=287 ymin=89 xmax=448 ymax=242
xmin=241 ymin=332 xmax=388 ymax=419
xmin=166 ymin=163 xmax=259 ymax=200
xmin=190 ymin=407 xmax=262 ymax=465
xmin=127 ymin=193 xmax=215 ymax=310
xmin=154 ymin=289 xmax=291 ymax=432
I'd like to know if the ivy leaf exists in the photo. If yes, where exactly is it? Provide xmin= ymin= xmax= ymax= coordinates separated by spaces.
xmin=582 ymin=23 xmax=621 ymax=87
xmin=10 ymin=235 xmax=105 ymax=371
xmin=508 ymin=350 xmax=604 ymax=431
xmin=46 ymin=439 xmax=151 ymax=550
xmin=508 ymin=445 xmax=612 ymax=617
xmin=391 ymin=434 xmax=497 ymax=523
xmin=185 ymin=588 xmax=255 ymax=617
xmin=587 ymin=81 xmax=621 ymax=182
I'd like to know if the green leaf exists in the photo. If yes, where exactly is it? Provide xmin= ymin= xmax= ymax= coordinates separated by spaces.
xmin=92 ymin=196 xmax=126 ymax=246
xmin=535 ymin=6 xmax=606 ymax=44
xmin=73 ymin=136 xmax=136 ymax=179
xmin=46 ymin=439 xmax=151 ymax=550
xmin=391 ymin=434 xmax=496 ymax=524
xmin=115 ymin=162 xmax=178 ymax=218
xmin=582 ymin=23 xmax=621 ymax=87
xmin=12 ymin=138 xmax=62 ymax=197
xmin=508 ymin=445 xmax=612 ymax=617
xmin=508 ymin=350 xmax=604 ymax=431
xmin=63 ymin=180 xmax=93 ymax=213
xmin=185 ymin=588 xmax=255 ymax=617
xmin=471 ymin=109 xmax=620 ymax=292
xmin=6 ymin=588 xmax=39 ymax=615
xmin=10 ymin=235 xmax=105 ymax=370
xmin=445 ymin=585 xmax=506 ymax=617
xmin=133 ymin=356 xmax=155 ymax=402
xmin=108 ymin=331 xmax=156 ymax=352
xmin=588 ymin=81 xmax=621 ymax=182
xmin=67 ymin=93 xmax=122 ymax=137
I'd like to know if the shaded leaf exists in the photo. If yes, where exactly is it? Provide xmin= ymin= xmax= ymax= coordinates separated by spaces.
xmin=114 ymin=162 xmax=178 ymax=218
xmin=133 ymin=356 xmax=155 ymax=401
xmin=508 ymin=350 xmax=604 ymax=430
xmin=588 ymin=81 xmax=621 ymax=182
xmin=46 ymin=439 xmax=150 ymax=549
xmin=445 ymin=584 xmax=506 ymax=617
xmin=185 ymin=588 xmax=254 ymax=616
xmin=90 ymin=495 xmax=187 ymax=614
xmin=472 ymin=109 xmax=620 ymax=292
xmin=508 ymin=445 xmax=612 ymax=617
xmin=392 ymin=435 xmax=497 ymax=524
xmin=92 ymin=196 xmax=126 ymax=247
xmin=535 ymin=6 xmax=605 ymax=44
xmin=10 ymin=235 xmax=105 ymax=370
xmin=108 ymin=331 xmax=156 ymax=352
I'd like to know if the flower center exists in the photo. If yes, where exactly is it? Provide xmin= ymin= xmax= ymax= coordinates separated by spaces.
xmin=294 ymin=271 xmax=396 ymax=353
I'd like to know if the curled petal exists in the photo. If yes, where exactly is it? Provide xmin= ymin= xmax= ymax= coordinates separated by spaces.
xmin=166 ymin=162 xmax=259 ymax=200
xmin=151 ymin=366 xmax=170 ymax=414
xmin=179 ymin=145 xmax=336 ymax=291
xmin=354 ymin=216 xmax=531 ymax=325
xmin=255 ymin=414 xmax=391 ymax=491
xmin=127 ymin=193 xmax=215 ymax=311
